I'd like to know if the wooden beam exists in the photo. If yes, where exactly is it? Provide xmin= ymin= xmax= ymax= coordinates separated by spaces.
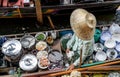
xmin=35 ymin=0 xmax=43 ymax=24
xmin=47 ymin=15 xmax=55 ymax=29
xmin=45 ymin=60 xmax=120 ymax=76
xmin=17 ymin=8 xmax=22 ymax=18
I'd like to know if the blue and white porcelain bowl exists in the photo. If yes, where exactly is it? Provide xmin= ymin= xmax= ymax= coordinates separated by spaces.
xmin=95 ymin=51 xmax=107 ymax=61
xmin=104 ymin=38 xmax=116 ymax=49
xmin=100 ymin=30 xmax=112 ymax=44
xmin=94 ymin=43 xmax=104 ymax=52
xmin=106 ymin=49 xmax=118 ymax=60
xmin=108 ymin=72 xmax=120 ymax=77
xmin=112 ymin=34 xmax=120 ymax=43
xmin=115 ymin=43 xmax=120 ymax=52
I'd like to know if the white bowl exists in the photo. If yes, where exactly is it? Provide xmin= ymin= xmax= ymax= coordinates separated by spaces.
xmin=106 ymin=49 xmax=118 ymax=60
xmin=36 ymin=51 xmax=48 ymax=59
xmin=94 ymin=43 xmax=104 ymax=52
xmin=35 ymin=41 xmax=47 ymax=51
xmin=35 ymin=32 xmax=46 ymax=41
xmin=104 ymin=38 xmax=116 ymax=49
xmin=95 ymin=51 xmax=107 ymax=61
xmin=112 ymin=34 xmax=120 ymax=42
xmin=38 ymin=57 xmax=50 ymax=69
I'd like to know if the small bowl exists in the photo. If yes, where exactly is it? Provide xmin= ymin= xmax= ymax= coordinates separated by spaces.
xmin=35 ymin=32 xmax=46 ymax=41
xmin=35 ymin=41 xmax=47 ymax=51
xmin=38 ymin=57 xmax=50 ymax=69
xmin=94 ymin=43 xmax=104 ymax=52
xmin=106 ymin=49 xmax=118 ymax=60
xmin=100 ymin=31 xmax=111 ymax=44
xmin=112 ymin=34 xmax=120 ymax=43
xmin=95 ymin=51 xmax=107 ymax=61
xmin=115 ymin=43 xmax=120 ymax=52
xmin=104 ymin=38 xmax=116 ymax=49
xmin=36 ymin=51 xmax=48 ymax=59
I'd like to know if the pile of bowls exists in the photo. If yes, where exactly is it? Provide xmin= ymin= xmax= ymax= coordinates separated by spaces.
xmin=94 ymin=23 xmax=120 ymax=62
xmin=37 ymin=51 xmax=50 ymax=69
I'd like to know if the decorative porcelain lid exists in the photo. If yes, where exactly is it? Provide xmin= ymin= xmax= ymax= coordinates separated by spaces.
xmin=2 ymin=39 xmax=22 ymax=56
xmin=19 ymin=54 xmax=37 ymax=71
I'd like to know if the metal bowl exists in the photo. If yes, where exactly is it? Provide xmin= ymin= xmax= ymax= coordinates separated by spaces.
xmin=2 ymin=39 xmax=22 ymax=58
xmin=20 ymin=35 xmax=35 ymax=49
xmin=19 ymin=54 xmax=38 ymax=71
